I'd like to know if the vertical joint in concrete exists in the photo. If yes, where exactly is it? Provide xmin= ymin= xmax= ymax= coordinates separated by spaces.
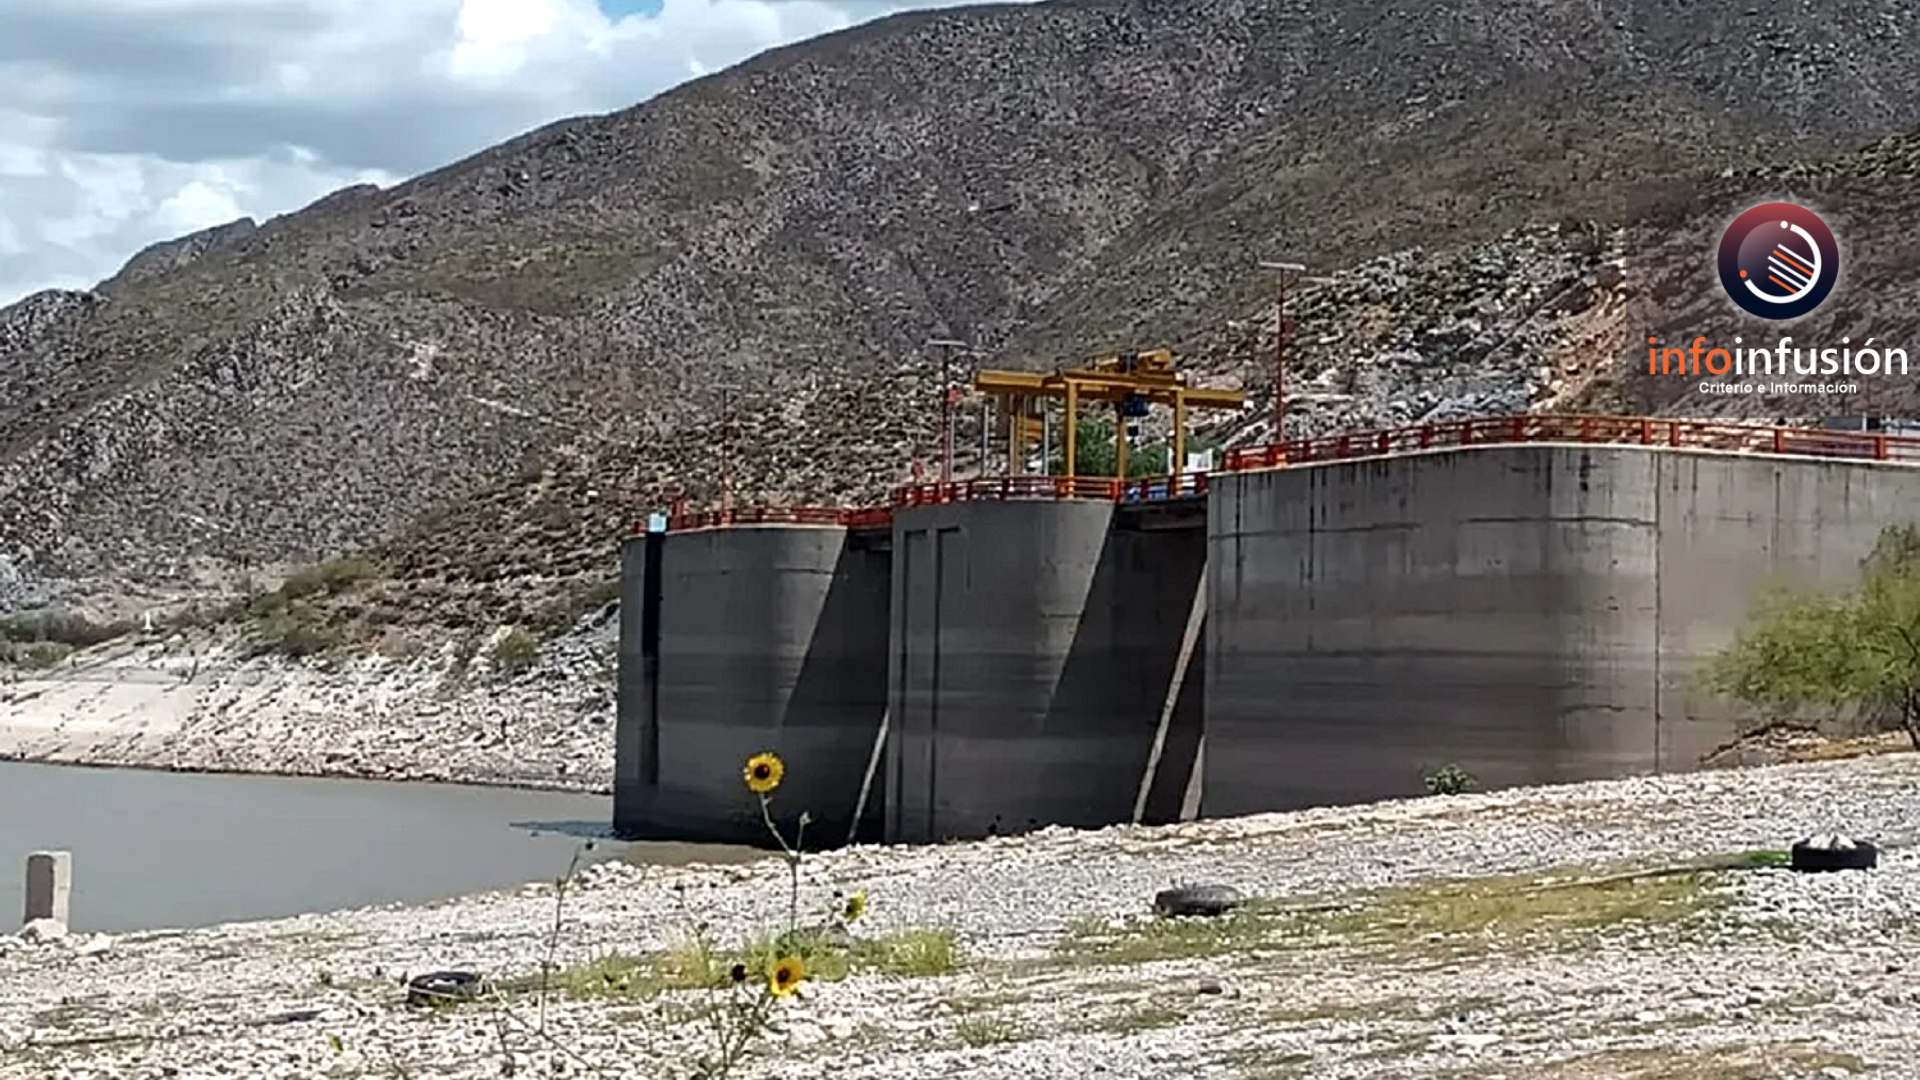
xmin=24 ymin=850 xmax=71 ymax=927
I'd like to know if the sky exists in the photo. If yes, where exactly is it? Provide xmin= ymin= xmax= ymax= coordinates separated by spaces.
xmin=0 ymin=0 xmax=996 ymax=306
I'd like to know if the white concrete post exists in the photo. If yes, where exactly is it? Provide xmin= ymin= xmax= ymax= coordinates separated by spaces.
xmin=24 ymin=851 xmax=71 ymax=927
xmin=1134 ymin=571 xmax=1207 ymax=824
xmin=847 ymin=709 xmax=890 ymax=847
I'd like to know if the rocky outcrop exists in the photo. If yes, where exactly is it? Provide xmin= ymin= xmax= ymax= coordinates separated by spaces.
xmin=99 ymin=217 xmax=259 ymax=293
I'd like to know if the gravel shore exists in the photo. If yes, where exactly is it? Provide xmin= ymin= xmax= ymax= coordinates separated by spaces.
xmin=5 ymin=752 xmax=1917 ymax=1080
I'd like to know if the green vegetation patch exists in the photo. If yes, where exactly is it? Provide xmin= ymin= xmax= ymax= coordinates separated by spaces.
xmin=1057 ymin=861 xmax=1741 ymax=969
xmin=508 ymin=924 xmax=962 ymax=1005
xmin=233 ymin=555 xmax=387 ymax=657
xmin=951 ymin=1014 xmax=1034 ymax=1048
xmin=1493 ymin=1042 xmax=1868 ymax=1079
xmin=1698 ymin=523 xmax=1920 ymax=751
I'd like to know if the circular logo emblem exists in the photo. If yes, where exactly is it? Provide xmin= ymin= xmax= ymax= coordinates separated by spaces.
xmin=1716 ymin=201 xmax=1838 ymax=320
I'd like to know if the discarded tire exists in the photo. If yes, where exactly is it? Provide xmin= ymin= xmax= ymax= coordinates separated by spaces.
xmin=1154 ymin=884 xmax=1244 ymax=917
xmin=406 ymin=970 xmax=484 ymax=1007
xmin=1790 ymin=834 xmax=1879 ymax=873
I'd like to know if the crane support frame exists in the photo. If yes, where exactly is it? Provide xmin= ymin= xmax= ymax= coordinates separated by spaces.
xmin=974 ymin=349 xmax=1246 ymax=480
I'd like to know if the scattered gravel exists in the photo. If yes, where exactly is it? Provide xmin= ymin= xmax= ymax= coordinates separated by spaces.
xmin=3 ymin=753 xmax=1917 ymax=1079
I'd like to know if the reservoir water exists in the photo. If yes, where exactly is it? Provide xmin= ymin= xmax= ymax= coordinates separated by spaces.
xmin=0 ymin=760 xmax=755 ymax=933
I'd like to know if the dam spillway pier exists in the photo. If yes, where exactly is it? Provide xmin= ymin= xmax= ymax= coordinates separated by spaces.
xmin=886 ymin=491 xmax=1208 ymax=844
xmin=614 ymin=511 xmax=891 ymax=846
xmin=615 ymin=415 xmax=1920 ymax=849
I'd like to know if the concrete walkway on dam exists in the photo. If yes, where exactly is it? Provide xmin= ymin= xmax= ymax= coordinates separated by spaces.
xmin=614 ymin=415 xmax=1920 ymax=848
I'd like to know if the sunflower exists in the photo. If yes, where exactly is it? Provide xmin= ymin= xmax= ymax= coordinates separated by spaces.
xmin=841 ymin=892 xmax=868 ymax=923
xmin=767 ymin=955 xmax=805 ymax=997
xmin=743 ymin=752 xmax=784 ymax=795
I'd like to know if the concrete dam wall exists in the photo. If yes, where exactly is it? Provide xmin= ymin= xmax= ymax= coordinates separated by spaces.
xmin=886 ymin=501 xmax=1205 ymax=845
xmin=615 ymin=443 xmax=1920 ymax=846
xmin=1202 ymin=444 xmax=1920 ymax=818
xmin=613 ymin=525 xmax=890 ymax=846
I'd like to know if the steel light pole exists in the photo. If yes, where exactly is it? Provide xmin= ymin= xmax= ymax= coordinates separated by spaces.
xmin=717 ymin=380 xmax=739 ymax=513
xmin=1257 ymin=261 xmax=1306 ymax=442
xmin=926 ymin=338 xmax=970 ymax=482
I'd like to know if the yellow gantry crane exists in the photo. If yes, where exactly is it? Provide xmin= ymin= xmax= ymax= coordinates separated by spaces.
xmin=974 ymin=349 xmax=1246 ymax=479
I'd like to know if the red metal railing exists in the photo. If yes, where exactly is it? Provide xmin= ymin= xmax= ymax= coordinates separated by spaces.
xmin=842 ymin=506 xmax=894 ymax=530
xmin=652 ymin=415 xmax=1920 ymax=533
xmin=890 ymin=471 xmax=1212 ymax=508
xmin=666 ymin=505 xmax=885 ymax=531
xmin=659 ymin=473 xmax=1209 ymax=532
xmin=1116 ymin=472 xmax=1211 ymax=503
xmin=1223 ymin=415 xmax=1920 ymax=472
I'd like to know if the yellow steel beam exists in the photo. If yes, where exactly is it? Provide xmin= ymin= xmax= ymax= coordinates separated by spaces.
xmin=975 ymin=370 xmax=1244 ymax=410
xmin=1065 ymin=380 xmax=1079 ymax=479
xmin=975 ymin=353 xmax=1245 ymax=480
xmin=974 ymin=371 xmax=1050 ymax=393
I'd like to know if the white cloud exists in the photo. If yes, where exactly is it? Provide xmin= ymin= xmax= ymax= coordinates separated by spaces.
xmin=0 ymin=0 xmax=995 ymax=305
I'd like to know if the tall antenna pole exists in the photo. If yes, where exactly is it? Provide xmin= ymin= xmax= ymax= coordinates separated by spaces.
xmin=1275 ymin=274 xmax=1286 ymax=438
xmin=1258 ymin=261 xmax=1305 ymax=442
xmin=927 ymin=338 xmax=969 ymax=484
xmin=719 ymin=383 xmax=735 ymax=514
xmin=979 ymin=395 xmax=990 ymax=477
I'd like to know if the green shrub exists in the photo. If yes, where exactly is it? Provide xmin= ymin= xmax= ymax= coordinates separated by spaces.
xmin=254 ymin=606 xmax=340 ymax=657
xmin=1424 ymin=763 xmax=1478 ymax=796
xmin=279 ymin=556 xmax=380 ymax=600
xmin=1698 ymin=523 xmax=1920 ymax=750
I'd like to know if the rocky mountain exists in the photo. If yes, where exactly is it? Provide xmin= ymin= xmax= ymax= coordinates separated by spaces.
xmin=5 ymin=0 xmax=1920 ymax=640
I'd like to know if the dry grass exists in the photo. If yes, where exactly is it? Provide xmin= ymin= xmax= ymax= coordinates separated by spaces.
xmin=1055 ymin=861 xmax=1739 ymax=968
xmin=1501 ymin=1042 xmax=1869 ymax=1079
xmin=1786 ymin=732 xmax=1915 ymax=762
xmin=517 ymin=925 xmax=962 ymax=1004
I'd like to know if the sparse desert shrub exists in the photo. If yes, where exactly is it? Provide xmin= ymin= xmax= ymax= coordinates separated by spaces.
xmin=1424 ymin=763 xmax=1478 ymax=796
xmin=254 ymin=606 xmax=340 ymax=657
xmin=0 ymin=640 xmax=74 ymax=668
xmin=279 ymin=556 xmax=381 ymax=600
xmin=0 ymin=609 xmax=132 ymax=649
xmin=374 ymin=627 xmax=424 ymax=659
xmin=489 ymin=626 xmax=539 ymax=671
xmin=534 ymin=576 xmax=621 ymax=634
xmin=447 ymin=631 xmax=483 ymax=682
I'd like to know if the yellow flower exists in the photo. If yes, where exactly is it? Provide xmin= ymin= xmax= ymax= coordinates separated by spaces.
xmin=743 ymin=752 xmax=784 ymax=795
xmin=768 ymin=955 xmax=805 ymax=997
xmin=842 ymin=892 xmax=868 ymax=923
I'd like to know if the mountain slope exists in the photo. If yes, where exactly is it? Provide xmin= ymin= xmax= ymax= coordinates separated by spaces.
xmin=5 ymin=0 xmax=1920 ymax=625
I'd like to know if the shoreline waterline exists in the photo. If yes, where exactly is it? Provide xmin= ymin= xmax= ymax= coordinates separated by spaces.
xmin=0 ymin=750 xmax=612 ymax=796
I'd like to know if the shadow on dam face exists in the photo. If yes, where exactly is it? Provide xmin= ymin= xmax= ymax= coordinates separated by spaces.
xmin=886 ymin=500 xmax=1206 ymax=845
xmin=614 ymin=525 xmax=890 ymax=848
